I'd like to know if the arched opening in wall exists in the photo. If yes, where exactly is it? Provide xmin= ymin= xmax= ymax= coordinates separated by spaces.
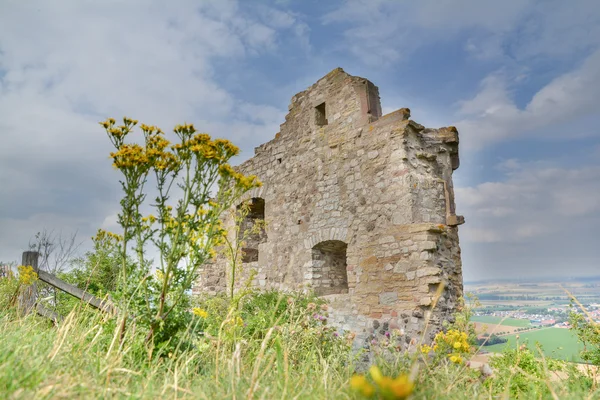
xmin=237 ymin=198 xmax=267 ymax=263
xmin=311 ymin=240 xmax=348 ymax=296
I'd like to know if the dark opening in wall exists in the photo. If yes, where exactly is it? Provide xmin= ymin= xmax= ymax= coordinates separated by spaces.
xmin=237 ymin=198 xmax=267 ymax=263
xmin=311 ymin=240 xmax=348 ymax=296
xmin=315 ymin=102 xmax=328 ymax=126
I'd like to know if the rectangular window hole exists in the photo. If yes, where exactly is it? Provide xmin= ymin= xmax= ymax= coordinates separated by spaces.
xmin=315 ymin=102 xmax=328 ymax=126
xmin=237 ymin=198 xmax=267 ymax=263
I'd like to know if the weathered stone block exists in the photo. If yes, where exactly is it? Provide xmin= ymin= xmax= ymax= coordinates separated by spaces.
xmin=416 ymin=266 xmax=442 ymax=278
xmin=419 ymin=241 xmax=438 ymax=251
xmin=379 ymin=291 xmax=398 ymax=305
xmin=393 ymin=260 xmax=411 ymax=273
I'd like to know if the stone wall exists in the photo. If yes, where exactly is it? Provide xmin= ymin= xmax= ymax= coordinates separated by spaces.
xmin=193 ymin=67 xmax=464 ymax=344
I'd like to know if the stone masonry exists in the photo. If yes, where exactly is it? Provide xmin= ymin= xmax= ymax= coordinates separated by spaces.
xmin=193 ymin=68 xmax=465 ymax=345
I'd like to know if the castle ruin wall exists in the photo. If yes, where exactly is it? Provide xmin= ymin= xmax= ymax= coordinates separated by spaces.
xmin=194 ymin=68 xmax=465 ymax=344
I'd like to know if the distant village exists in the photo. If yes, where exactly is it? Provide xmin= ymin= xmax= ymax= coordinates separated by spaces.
xmin=475 ymin=303 xmax=600 ymax=328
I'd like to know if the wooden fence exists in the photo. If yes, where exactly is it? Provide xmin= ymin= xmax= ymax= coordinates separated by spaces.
xmin=14 ymin=251 xmax=115 ymax=323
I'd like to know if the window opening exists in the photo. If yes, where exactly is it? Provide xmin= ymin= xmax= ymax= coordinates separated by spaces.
xmin=311 ymin=240 xmax=348 ymax=295
xmin=238 ymin=198 xmax=267 ymax=263
xmin=315 ymin=102 xmax=328 ymax=126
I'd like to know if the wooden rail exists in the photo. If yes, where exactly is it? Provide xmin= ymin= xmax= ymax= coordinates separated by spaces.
xmin=37 ymin=270 xmax=115 ymax=314
xmin=17 ymin=251 xmax=116 ymax=321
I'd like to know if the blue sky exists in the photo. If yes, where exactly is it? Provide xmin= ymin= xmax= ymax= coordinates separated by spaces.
xmin=1 ymin=0 xmax=599 ymax=281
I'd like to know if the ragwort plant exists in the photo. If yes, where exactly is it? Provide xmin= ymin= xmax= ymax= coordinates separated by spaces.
xmin=100 ymin=117 xmax=260 ymax=349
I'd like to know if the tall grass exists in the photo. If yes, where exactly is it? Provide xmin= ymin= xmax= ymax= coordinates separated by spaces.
xmin=1 ymin=298 xmax=599 ymax=399
xmin=0 ymin=293 xmax=355 ymax=399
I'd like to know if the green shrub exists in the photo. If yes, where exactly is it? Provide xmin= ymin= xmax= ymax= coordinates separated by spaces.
xmin=569 ymin=311 xmax=600 ymax=366
xmin=0 ymin=274 xmax=18 ymax=310
xmin=192 ymin=289 xmax=354 ymax=368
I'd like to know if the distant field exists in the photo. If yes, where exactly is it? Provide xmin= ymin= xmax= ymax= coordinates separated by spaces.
xmin=483 ymin=328 xmax=584 ymax=362
xmin=473 ymin=322 xmax=523 ymax=336
xmin=479 ymin=300 xmax=554 ymax=307
xmin=465 ymin=280 xmax=600 ymax=309
xmin=471 ymin=315 xmax=532 ymax=327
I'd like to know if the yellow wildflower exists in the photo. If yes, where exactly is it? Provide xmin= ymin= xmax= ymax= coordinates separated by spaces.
xmin=142 ymin=214 xmax=157 ymax=224
xmin=214 ymin=138 xmax=240 ymax=157
xmin=369 ymin=365 xmax=383 ymax=385
xmin=123 ymin=117 xmax=138 ymax=126
xmin=110 ymin=143 xmax=150 ymax=170
xmin=156 ymin=270 xmax=165 ymax=281
xmin=388 ymin=374 xmax=414 ymax=399
xmin=359 ymin=365 xmax=414 ymax=399
xmin=420 ymin=344 xmax=433 ymax=354
xmin=192 ymin=308 xmax=208 ymax=318
xmin=208 ymin=248 xmax=217 ymax=259
xmin=349 ymin=375 xmax=375 ymax=397
xmin=226 ymin=316 xmax=244 ymax=327
xmin=449 ymin=354 xmax=463 ymax=364
xmin=218 ymin=164 xmax=236 ymax=178
xmin=18 ymin=265 xmax=38 ymax=285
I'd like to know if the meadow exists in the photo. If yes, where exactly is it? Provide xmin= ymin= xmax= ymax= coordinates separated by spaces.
xmin=485 ymin=328 xmax=584 ymax=362
xmin=1 ymin=296 xmax=599 ymax=399
xmin=471 ymin=315 xmax=532 ymax=327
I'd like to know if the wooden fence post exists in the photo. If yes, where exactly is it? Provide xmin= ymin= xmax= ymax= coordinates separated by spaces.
xmin=14 ymin=248 xmax=115 ymax=322
xmin=18 ymin=251 xmax=40 ymax=315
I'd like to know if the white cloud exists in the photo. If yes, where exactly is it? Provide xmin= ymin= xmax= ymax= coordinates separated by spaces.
xmin=100 ymin=214 xmax=120 ymax=233
xmin=322 ymin=0 xmax=600 ymax=151
xmin=455 ymin=50 xmax=600 ymax=149
xmin=457 ymin=160 xmax=600 ymax=279
xmin=457 ymin=163 xmax=600 ymax=231
xmin=514 ymin=224 xmax=549 ymax=239
xmin=323 ymin=0 xmax=600 ymax=65
xmin=460 ymin=228 xmax=503 ymax=244
xmin=0 ymin=213 xmax=95 ymax=263
xmin=0 ymin=0 xmax=307 ymax=261
xmin=495 ymin=159 xmax=521 ymax=172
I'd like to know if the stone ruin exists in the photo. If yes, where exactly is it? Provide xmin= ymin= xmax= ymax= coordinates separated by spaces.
xmin=193 ymin=67 xmax=465 ymax=345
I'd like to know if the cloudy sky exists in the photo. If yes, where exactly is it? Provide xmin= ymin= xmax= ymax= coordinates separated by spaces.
xmin=1 ymin=0 xmax=599 ymax=282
